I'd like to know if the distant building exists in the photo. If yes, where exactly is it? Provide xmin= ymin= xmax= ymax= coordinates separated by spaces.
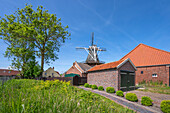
xmin=0 ymin=69 xmax=20 ymax=83
xmin=42 ymin=67 xmax=60 ymax=77
xmin=66 ymin=61 xmax=92 ymax=77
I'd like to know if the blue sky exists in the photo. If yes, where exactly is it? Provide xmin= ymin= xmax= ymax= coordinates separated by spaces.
xmin=0 ymin=0 xmax=170 ymax=73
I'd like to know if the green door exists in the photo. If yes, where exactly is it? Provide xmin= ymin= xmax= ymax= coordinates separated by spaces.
xmin=121 ymin=71 xmax=135 ymax=91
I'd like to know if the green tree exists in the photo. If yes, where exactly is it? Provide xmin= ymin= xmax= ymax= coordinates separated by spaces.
xmin=0 ymin=4 xmax=70 ymax=75
xmin=24 ymin=56 xmax=41 ymax=78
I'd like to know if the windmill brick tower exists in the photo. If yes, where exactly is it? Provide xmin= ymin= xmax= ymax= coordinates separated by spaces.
xmin=76 ymin=32 xmax=106 ymax=66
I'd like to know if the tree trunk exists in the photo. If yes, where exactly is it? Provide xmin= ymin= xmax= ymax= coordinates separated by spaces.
xmin=40 ymin=52 xmax=44 ymax=77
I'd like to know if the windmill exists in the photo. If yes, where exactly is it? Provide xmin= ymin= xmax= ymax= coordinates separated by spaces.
xmin=76 ymin=32 xmax=106 ymax=66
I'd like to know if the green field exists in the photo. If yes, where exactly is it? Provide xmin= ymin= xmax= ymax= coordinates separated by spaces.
xmin=0 ymin=79 xmax=134 ymax=113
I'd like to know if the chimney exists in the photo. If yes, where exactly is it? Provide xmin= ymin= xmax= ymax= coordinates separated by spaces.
xmin=53 ymin=67 xmax=54 ymax=69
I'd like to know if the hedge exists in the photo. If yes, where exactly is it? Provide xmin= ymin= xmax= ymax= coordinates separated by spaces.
xmin=125 ymin=93 xmax=138 ymax=102
xmin=98 ymin=86 xmax=104 ymax=91
xmin=141 ymin=96 xmax=153 ymax=106
xmin=116 ymin=90 xmax=124 ymax=97
xmin=106 ymin=87 xmax=115 ymax=93
xmin=84 ymin=83 xmax=90 ymax=88
xmin=160 ymin=100 xmax=170 ymax=113
xmin=92 ymin=85 xmax=98 ymax=89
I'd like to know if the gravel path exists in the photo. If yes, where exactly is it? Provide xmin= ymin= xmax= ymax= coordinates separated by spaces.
xmin=126 ymin=90 xmax=170 ymax=111
xmin=78 ymin=86 xmax=162 ymax=113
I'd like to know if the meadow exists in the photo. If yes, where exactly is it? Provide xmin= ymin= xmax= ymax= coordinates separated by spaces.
xmin=0 ymin=79 xmax=134 ymax=113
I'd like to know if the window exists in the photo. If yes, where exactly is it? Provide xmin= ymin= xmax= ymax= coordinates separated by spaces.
xmin=152 ymin=74 xmax=157 ymax=77
xmin=141 ymin=71 xmax=143 ymax=74
xmin=52 ymin=73 xmax=54 ymax=76
xmin=3 ymin=70 xmax=6 ymax=73
xmin=45 ymin=73 xmax=47 ymax=75
xmin=8 ymin=71 xmax=11 ymax=73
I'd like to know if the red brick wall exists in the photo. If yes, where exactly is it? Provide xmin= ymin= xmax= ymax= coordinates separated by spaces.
xmin=88 ymin=69 xmax=119 ymax=90
xmin=136 ymin=65 xmax=170 ymax=86
xmin=66 ymin=65 xmax=82 ymax=77
xmin=87 ymin=61 xmax=136 ymax=91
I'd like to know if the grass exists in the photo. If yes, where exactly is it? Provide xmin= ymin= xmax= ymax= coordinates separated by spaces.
xmin=137 ymin=84 xmax=170 ymax=95
xmin=0 ymin=79 xmax=134 ymax=113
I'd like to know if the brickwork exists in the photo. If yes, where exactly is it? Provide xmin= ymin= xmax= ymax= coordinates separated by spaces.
xmin=118 ymin=61 xmax=136 ymax=89
xmin=66 ymin=65 xmax=82 ymax=77
xmin=87 ymin=61 xmax=136 ymax=91
xmin=136 ymin=65 xmax=170 ymax=86
xmin=88 ymin=69 xmax=119 ymax=90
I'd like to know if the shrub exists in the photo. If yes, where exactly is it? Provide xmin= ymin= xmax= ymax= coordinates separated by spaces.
xmin=89 ymin=84 xmax=92 ymax=88
xmin=160 ymin=100 xmax=170 ymax=113
xmin=141 ymin=96 xmax=153 ymax=106
xmin=116 ymin=90 xmax=124 ymax=97
xmin=92 ymin=85 xmax=98 ymax=89
xmin=125 ymin=93 xmax=138 ymax=102
xmin=98 ymin=86 xmax=104 ymax=91
xmin=84 ymin=83 xmax=90 ymax=88
xmin=106 ymin=87 xmax=115 ymax=93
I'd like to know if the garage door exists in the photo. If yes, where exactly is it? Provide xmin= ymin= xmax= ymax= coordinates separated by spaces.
xmin=120 ymin=71 xmax=135 ymax=91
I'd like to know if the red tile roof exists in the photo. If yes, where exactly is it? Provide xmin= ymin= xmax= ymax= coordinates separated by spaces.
xmin=88 ymin=59 xmax=126 ymax=72
xmin=0 ymin=69 xmax=20 ymax=76
xmin=121 ymin=44 xmax=170 ymax=67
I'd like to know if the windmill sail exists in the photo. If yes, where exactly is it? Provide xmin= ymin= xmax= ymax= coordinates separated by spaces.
xmin=76 ymin=32 xmax=106 ymax=66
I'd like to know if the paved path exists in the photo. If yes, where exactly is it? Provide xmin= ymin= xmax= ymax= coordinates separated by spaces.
xmin=78 ymin=86 xmax=162 ymax=113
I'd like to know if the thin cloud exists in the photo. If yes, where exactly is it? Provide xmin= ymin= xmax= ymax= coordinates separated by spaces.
xmin=77 ymin=0 xmax=139 ymax=44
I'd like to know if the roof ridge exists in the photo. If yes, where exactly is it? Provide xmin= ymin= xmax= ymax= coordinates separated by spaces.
xmin=120 ymin=44 xmax=142 ymax=60
xmin=141 ymin=43 xmax=170 ymax=54
xmin=121 ymin=43 xmax=170 ymax=60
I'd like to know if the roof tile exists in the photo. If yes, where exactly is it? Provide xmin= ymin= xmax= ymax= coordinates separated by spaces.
xmin=121 ymin=44 xmax=170 ymax=66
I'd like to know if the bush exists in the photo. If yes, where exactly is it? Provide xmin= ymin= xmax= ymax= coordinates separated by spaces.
xmin=92 ymin=85 xmax=98 ymax=89
xmin=84 ymin=83 xmax=90 ymax=88
xmin=89 ymin=84 xmax=92 ymax=88
xmin=106 ymin=87 xmax=115 ymax=93
xmin=98 ymin=86 xmax=104 ymax=91
xmin=125 ymin=93 xmax=138 ymax=102
xmin=116 ymin=90 xmax=124 ymax=97
xmin=160 ymin=100 xmax=170 ymax=113
xmin=141 ymin=96 xmax=153 ymax=106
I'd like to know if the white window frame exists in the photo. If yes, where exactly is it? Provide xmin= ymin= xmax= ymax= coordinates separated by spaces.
xmin=152 ymin=74 xmax=157 ymax=77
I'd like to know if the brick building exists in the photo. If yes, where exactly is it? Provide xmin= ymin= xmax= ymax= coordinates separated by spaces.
xmin=66 ymin=61 xmax=92 ymax=77
xmin=88 ymin=58 xmax=136 ymax=91
xmin=0 ymin=69 xmax=20 ymax=83
xmin=121 ymin=44 xmax=170 ymax=86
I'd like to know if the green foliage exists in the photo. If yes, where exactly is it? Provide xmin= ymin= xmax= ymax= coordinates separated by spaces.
xmin=160 ymin=100 xmax=170 ymax=113
xmin=23 ymin=56 xmax=41 ymax=78
xmin=116 ymin=90 xmax=124 ymax=97
xmin=106 ymin=87 xmax=115 ymax=93
xmin=0 ymin=79 xmax=134 ymax=113
xmin=125 ymin=93 xmax=138 ymax=102
xmin=141 ymin=96 xmax=153 ymax=106
xmin=89 ymin=84 xmax=92 ymax=88
xmin=92 ymin=85 xmax=98 ymax=89
xmin=84 ymin=83 xmax=90 ymax=88
xmin=98 ymin=86 xmax=104 ymax=91
xmin=0 ymin=4 xmax=70 ymax=74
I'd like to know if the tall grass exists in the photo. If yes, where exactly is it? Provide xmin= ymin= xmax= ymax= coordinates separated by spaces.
xmin=0 ymin=79 xmax=134 ymax=113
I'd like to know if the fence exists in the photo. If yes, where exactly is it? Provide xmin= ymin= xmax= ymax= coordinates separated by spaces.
xmin=38 ymin=76 xmax=87 ymax=86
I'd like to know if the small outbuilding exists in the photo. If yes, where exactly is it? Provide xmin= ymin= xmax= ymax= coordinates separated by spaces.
xmin=87 ymin=58 xmax=137 ymax=91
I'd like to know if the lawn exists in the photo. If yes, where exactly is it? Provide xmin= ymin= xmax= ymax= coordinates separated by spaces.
xmin=0 ymin=79 xmax=134 ymax=113
xmin=137 ymin=85 xmax=170 ymax=95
